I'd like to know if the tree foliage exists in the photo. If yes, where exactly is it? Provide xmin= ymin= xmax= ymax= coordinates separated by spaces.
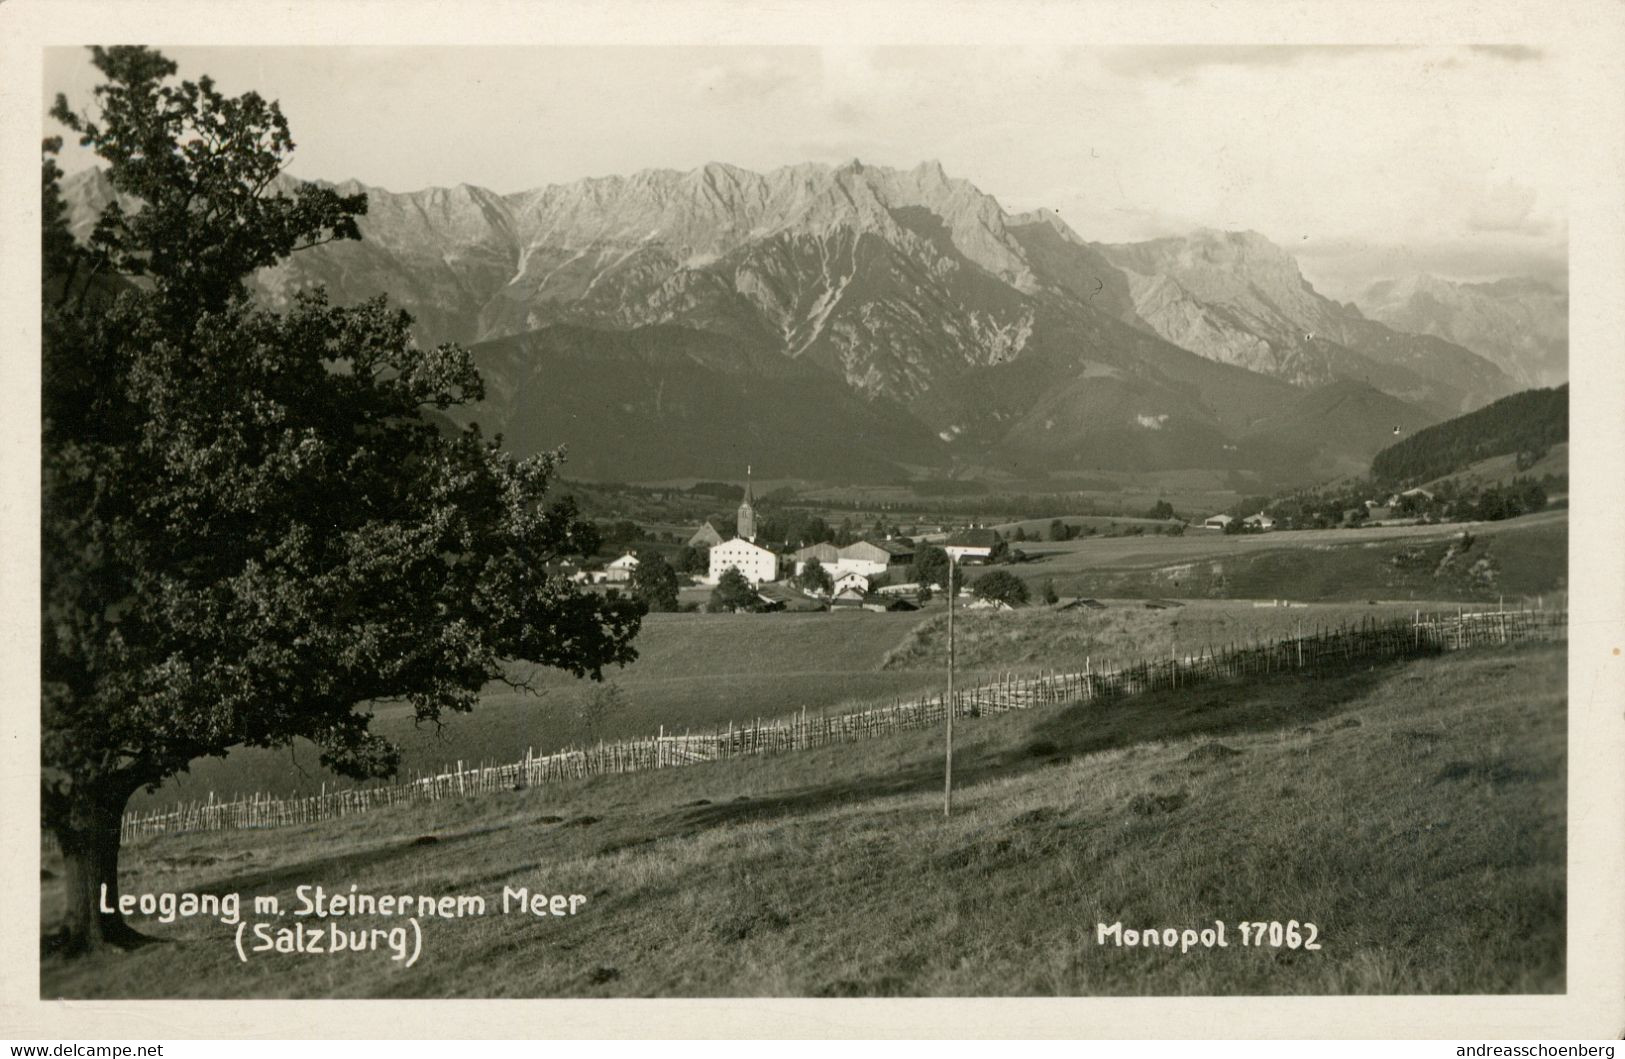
xmin=796 ymin=559 xmax=833 ymax=595
xmin=708 ymin=567 xmax=760 ymax=612
xmin=573 ymin=682 xmax=629 ymax=744
xmin=673 ymin=543 xmax=708 ymax=574
xmin=909 ymin=544 xmax=950 ymax=588
xmin=629 ymin=551 xmax=680 ymax=612
xmin=972 ymin=570 xmax=1030 ymax=606
xmin=1370 ymin=385 xmax=1568 ymax=486
xmin=41 ymin=47 xmax=643 ymax=952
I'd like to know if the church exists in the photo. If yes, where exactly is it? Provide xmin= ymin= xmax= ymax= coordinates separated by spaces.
xmin=706 ymin=470 xmax=778 ymax=585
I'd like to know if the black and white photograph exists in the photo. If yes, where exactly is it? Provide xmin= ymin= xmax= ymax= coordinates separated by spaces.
xmin=5 ymin=0 xmax=1624 ymax=1040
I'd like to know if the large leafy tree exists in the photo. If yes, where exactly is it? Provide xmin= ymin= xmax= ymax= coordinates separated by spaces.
xmin=796 ymin=559 xmax=833 ymax=596
xmin=708 ymin=568 xmax=759 ymax=612
xmin=41 ymin=47 xmax=643 ymax=953
xmin=628 ymin=551 xmax=680 ymax=612
xmin=908 ymin=544 xmax=949 ymax=589
xmin=971 ymin=570 xmax=1030 ymax=607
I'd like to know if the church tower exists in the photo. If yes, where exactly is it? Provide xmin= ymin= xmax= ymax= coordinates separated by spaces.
xmin=736 ymin=466 xmax=757 ymax=542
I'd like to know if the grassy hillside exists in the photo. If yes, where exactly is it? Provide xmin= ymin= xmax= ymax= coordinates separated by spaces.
xmin=1425 ymin=442 xmax=1568 ymax=495
xmin=1009 ymin=510 xmax=1565 ymax=603
xmin=132 ymin=612 xmax=940 ymax=806
xmin=458 ymin=324 xmax=947 ymax=481
xmin=43 ymin=643 xmax=1565 ymax=998
xmin=880 ymin=600 xmax=1423 ymax=673
xmin=990 ymin=513 xmax=1175 ymax=538
xmin=1238 ymin=379 xmax=1441 ymax=482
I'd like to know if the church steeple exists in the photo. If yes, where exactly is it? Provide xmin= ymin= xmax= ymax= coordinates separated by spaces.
xmin=737 ymin=465 xmax=757 ymax=542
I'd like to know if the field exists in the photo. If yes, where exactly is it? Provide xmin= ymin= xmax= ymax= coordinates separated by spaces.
xmin=1003 ymin=509 xmax=1566 ymax=603
xmin=879 ymin=600 xmax=1427 ymax=673
xmin=42 ymin=641 xmax=1566 ymax=998
xmin=132 ymin=612 xmax=939 ymax=806
xmin=127 ymin=597 xmax=1504 ymax=809
xmin=784 ymin=466 xmax=1250 ymax=521
xmin=1425 ymin=442 xmax=1568 ymax=494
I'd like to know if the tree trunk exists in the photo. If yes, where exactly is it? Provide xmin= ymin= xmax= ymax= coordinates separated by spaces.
xmin=49 ymin=783 xmax=152 ymax=954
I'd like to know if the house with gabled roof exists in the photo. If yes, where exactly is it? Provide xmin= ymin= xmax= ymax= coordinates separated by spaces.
xmin=944 ymin=527 xmax=999 ymax=562
xmin=605 ymin=552 xmax=640 ymax=582
xmin=687 ymin=521 xmax=725 ymax=549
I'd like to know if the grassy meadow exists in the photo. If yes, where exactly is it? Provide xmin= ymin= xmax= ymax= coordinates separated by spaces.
xmin=133 ymin=611 xmax=940 ymax=806
xmin=43 ymin=641 xmax=1566 ymax=998
xmin=128 ymin=597 xmax=1496 ymax=809
xmin=1007 ymin=509 xmax=1566 ymax=603
xmin=880 ymin=599 xmax=1426 ymax=673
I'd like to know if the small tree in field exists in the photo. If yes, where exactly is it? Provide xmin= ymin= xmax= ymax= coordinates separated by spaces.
xmin=629 ymin=551 xmax=680 ymax=612
xmin=972 ymin=570 xmax=1031 ymax=607
xmin=41 ymin=47 xmax=644 ymax=953
xmin=1041 ymin=579 xmax=1059 ymax=605
xmin=573 ymin=682 xmax=629 ymax=744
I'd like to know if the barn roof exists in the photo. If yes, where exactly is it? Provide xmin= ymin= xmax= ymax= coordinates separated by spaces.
xmin=945 ymin=527 xmax=1000 ymax=547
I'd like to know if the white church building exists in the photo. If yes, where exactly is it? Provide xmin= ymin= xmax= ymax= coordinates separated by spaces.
xmin=709 ymin=537 xmax=778 ymax=585
xmin=706 ymin=470 xmax=779 ymax=585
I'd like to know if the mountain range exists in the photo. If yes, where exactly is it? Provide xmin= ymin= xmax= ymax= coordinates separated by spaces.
xmin=1358 ymin=273 xmax=1567 ymax=389
xmin=59 ymin=161 xmax=1560 ymax=484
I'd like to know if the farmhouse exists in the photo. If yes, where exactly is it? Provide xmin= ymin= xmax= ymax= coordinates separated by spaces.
xmin=832 ymin=542 xmax=884 ymax=574
xmin=833 ymin=571 xmax=871 ymax=596
xmin=829 ymin=587 xmax=866 ymax=609
xmin=835 ymin=541 xmax=891 ymax=577
xmin=604 ymin=552 xmax=640 ymax=582
xmin=755 ymin=582 xmax=825 ymax=612
xmin=1388 ymin=487 xmax=1436 ymax=512
xmin=1242 ymin=512 xmax=1275 ymax=531
xmin=943 ymin=527 xmax=999 ymax=563
xmin=793 ymin=541 xmax=840 ymax=576
xmin=708 ymin=537 xmax=778 ymax=585
xmin=1202 ymin=514 xmax=1234 ymax=530
xmin=872 ymin=539 xmax=916 ymax=570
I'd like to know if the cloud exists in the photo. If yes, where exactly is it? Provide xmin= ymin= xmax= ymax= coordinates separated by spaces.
xmin=1467 ymin=179 xmax=1544 ymax=234
xmin=1099 ymin=45 xmax=1407 ymax=80
xmin=688 ymin=56 xmax=808 ymax=103
xmin=1293 ymin=234 xmax=1568 ymax=302
xmin=1468 ymin=45 xmax=1544 ymax=62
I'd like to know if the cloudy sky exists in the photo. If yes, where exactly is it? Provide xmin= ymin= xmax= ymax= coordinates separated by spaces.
xmin=44 ymin=44 xmax=1567 ymax=301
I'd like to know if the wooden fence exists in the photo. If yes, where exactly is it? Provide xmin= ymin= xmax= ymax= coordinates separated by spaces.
xmin=119 ymin=606 xmax=1566 ymax=840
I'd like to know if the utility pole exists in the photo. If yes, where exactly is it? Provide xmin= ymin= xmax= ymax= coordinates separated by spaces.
xmin=944 ymin=553 xmax=956 ymax=817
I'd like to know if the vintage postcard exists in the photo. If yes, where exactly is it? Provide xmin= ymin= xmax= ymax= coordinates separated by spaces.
xmin=2 ymin=0 xmax=1622 ymax=1040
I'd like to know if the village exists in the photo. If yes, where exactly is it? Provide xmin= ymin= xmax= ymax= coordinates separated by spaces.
xmin=563 ymin=474 xmax=1011 ymax=614
xmin=545 ymin=465 xmax=1551 ymax=617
